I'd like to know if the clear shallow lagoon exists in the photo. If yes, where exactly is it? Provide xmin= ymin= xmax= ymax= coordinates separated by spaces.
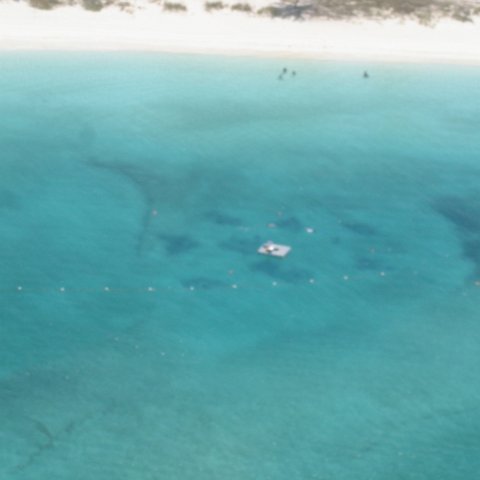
xmin=1 ymin=53 xmax=480 ymax=479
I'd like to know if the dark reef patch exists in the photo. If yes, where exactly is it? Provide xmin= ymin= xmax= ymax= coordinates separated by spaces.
xmin=434 ymin=196 xmax=480 ymax=278
xmin=158 ymin=234 xmax=200 ymax=256
xmin=434 ymin=196 xmax=480 ymax=234
xmin=462 ymin=239 xmax=480 ymax=277
xmin=219 ymin=235 xmax=262 ymax=255
xmin=250 ymin=259 xmax=314 ymax=283
xmin=87 ymin=158 xmax=162 ymax=255
xmin=205 ymin=210 xmax=243 ymax=226
xmin=342 ymin=221 xmax=377 ymax=236
xmin=87 ymin=157 xmax=247 ymax=256
xmin=88 ymin=158 xmax=159 ymax=205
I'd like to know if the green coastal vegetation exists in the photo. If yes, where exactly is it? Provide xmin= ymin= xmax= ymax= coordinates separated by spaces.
xmin=205 ymin=1 xmax=225 ymax=11
xmin=22 ymin=0 xmax=480 ymax=23
xmin=231 ymin=2 xmax=253 ymax=11
xmin=163 ymin=0 xmax=187 ymax=10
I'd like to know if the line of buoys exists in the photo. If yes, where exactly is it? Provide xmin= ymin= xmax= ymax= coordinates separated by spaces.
xmin=4 ymin=272 xmax=403 ymax=295
xmin=10 ymin=283 xmax=317 ymax=293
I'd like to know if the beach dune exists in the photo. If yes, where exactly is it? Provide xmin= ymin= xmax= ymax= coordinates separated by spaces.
xmin=0 ymin=1 xmax=480 ymax=63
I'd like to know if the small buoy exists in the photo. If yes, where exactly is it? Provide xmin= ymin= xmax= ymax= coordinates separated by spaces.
xmin=231 ymin=284 xmax=238 ymax=289
xmin=152 ymin=209 xmax=158 ymax=216
xmin=147 ymin=286 xmax=155 ymax=292
xmin=104 ymin=286 xmax=110 ymax=292
xmin=363 ymin=71 xmax=369 ymax=79
xmin=267 ymin=222 xmax=277 ymax=228
xmin=59 ymin=287 xmax=65 ymax=293
xmin=309 ymin=278 xmax=315 ymax=284
xmin=17 ymin=286 xmax=23 ymax=291
xmin=305 ymin=227 xmax=314 ymax=234
xmin=343 ymin=275 xmax=349 ymax=281
xmin=272 ymin=281 xmax=278 ymax=287
xmin=189 ymin=286 xmax=195 ymax=291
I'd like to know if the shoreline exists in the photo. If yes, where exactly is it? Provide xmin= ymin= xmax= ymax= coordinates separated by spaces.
xmin=1 ymin=3 xmax=480 ymax=64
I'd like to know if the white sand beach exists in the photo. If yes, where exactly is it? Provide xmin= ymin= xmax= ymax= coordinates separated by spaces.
xmin=1 ymin=1 xmax=480 ymax=63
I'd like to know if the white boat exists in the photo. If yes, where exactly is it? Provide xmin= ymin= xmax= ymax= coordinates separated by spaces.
xmin=257 ymin=241 xmax=291 ymax=258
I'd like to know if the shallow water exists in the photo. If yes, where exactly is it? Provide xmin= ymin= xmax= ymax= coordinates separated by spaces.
xmin=1 ymin=53 xmax=480 ymax=479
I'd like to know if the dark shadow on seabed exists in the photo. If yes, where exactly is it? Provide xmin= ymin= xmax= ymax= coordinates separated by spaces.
xmin=433 ymin=195 xmax=480 ymax=279
xmin=85 ymin=157 xmax=248 ymax=258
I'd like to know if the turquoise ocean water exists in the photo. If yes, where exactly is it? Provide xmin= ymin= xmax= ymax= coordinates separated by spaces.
xmin=1 ymin=53 xmax=480 ymax=479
